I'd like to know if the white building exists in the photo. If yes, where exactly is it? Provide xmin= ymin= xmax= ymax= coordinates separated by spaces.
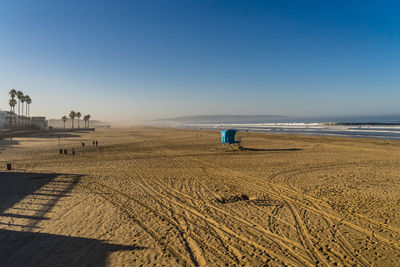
xmin=0 ymin=112 xmax=6 ymax=129
xmin=0 ymin=111 xmax=47 ymax=130
xmin=0 ymin=111 xmax=17 ymax=130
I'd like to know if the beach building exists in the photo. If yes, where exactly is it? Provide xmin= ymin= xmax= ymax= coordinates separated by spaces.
xmin=0 ymin=111 xmax=17 ymax=130
xmin=0 ymin=111 xmax=8 ymax=129
xmin=30 ymin=116 xmax=48 ymax=130
xmin=17 ymin=115 xmax=29 ymax=127
xmin=0 ymin=111 xmax=48 ymax=130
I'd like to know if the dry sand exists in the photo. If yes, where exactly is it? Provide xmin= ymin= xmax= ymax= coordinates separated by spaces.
xmin=0 ymin=127 xmax=400 ymax=266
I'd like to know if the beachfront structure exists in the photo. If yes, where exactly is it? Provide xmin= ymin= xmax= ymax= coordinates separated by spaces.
xmin=18 ymin=115 xmax=29 ymax=127
xmin=31 ymin=116 xmax=48 ymax=130
xmin=0 ymin=111 xmax=47 ymax=130
xmin=220 ymin=129 xmax=238 ymax=145
xmin=0 ymin=111 xmax=17 ymax=130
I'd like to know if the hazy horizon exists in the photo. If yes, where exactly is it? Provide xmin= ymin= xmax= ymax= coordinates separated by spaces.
xmin=47 ymin=113 xmax=400 ymax=126
xmin=1 ymin=1 xmax=400 ymax=123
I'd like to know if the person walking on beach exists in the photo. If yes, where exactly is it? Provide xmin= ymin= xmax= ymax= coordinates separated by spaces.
xmin=93 ymin=140 xmax=95 ymax=146
xmin=95 ymin=141 xmax=98 ymax=146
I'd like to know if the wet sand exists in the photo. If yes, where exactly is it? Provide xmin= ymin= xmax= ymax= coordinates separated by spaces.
xmin=1 ymin=127 xmax=400 ymax=266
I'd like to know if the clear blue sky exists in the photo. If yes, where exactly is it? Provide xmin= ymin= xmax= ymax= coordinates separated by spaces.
xmin=1 ymin=0 xmax=399 ymax=123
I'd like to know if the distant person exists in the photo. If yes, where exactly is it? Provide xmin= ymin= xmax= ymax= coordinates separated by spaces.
xmin=72 ymin=148 xmax=75 ymax=156
xmin=95 ymin=141 xmax=98 ymax=146
xmin=93 ymin=140 xmax=95 ymax=146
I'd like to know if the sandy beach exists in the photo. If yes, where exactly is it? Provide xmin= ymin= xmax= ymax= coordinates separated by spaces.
xmin=1 ymin=127 xmax=400 ymax=266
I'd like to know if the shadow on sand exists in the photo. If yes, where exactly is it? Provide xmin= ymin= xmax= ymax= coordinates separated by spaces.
xmin=0 ymin=139 xmax=20 ymax=148
xmin=0 ymin=171 xmax=145 ymax=266
xmin=0 ymin=172 xmax=76 ymax=215
xmin=128 ymin=147 xmax=304 ymax=160
xmin=241 ymin=147 xmax=303 ymax=152
xmin=0 ymin=229 xmax=145 ymax=267
xmin=32 ymin=133 xmax=82 ymax=139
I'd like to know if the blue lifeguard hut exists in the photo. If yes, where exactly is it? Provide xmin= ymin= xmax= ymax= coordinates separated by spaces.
xmin=220 ymin=129 xmax=239 ymax=145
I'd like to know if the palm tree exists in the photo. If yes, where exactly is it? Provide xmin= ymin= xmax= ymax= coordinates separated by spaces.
xmin=62 ymin=116 xmax=68 ymax=129
xmin=9 ymin=89 xmax=17 ymax=112
xmin=17 ymin=91 xmax=23 ymax=127
xmin=21 ymin=96 xmax=26 ymax=116
xmin=84 ymin=114 xmax=91 ymax=128
xmin=9 ymin=89 xmax=17 ymax=98
xmin=24 ymin=95 xmax=32 ymax=127
xmin=9 ymin=98 xmax=16 ymax=112
xmin=8 ymin=99 xmax=17 ymax=128
xmin=25 ymin=95 xmax=32 ymax=117
xmin=21 ymin=96 xmax=26 ymax=127
xmin=69 ymin=111 xmax=76 ymax=128
xmin=76 ymin=112 xmax=81 ymax=128
xmin=16 ymin=91 xmax=23 ymax=116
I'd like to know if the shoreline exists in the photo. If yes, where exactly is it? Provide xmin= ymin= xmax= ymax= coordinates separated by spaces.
xmin=174 ymin=123 xmax=400 ymax=141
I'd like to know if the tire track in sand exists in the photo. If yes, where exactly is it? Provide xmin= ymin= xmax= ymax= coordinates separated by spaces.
xmin=158 ymin=146 xmax=378 ymax=266
xmin=152 ymin=147 xmax=315 ymax=266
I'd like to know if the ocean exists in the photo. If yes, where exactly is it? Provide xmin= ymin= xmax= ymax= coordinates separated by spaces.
xmin=177 ymin=115 xmax=400 ymax=140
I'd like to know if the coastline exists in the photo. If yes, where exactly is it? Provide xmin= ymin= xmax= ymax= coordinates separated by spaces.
xmin=173 ymin=122 xmax=400 ymax=140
